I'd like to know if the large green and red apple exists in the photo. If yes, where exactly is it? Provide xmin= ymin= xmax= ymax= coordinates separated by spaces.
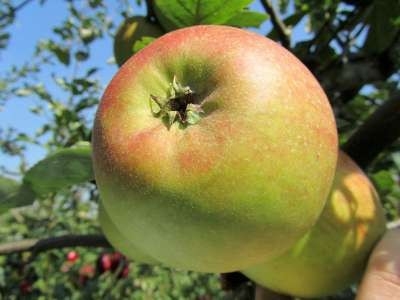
xmin=243 ymin=151 xmax=387 ymax=298
xmin=93 ymin=25 xmax=338 ymax=272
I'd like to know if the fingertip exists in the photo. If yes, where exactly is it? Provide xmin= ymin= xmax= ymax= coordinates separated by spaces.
xmin=356 ymin=227 xmax=400 ymax=300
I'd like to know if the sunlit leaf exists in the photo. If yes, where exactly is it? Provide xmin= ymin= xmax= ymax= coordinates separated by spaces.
xmin=133 ymin=36 xmax=156 ymax=53
xmin=363 ymin=0 xmax=400 ymax=53
xmin=24 ymin=142 xmax=93 ymax=196
xmin=154 ymin=0 xmax=256 ymax=30
xmin=372 ymin=170 xmax=395 ymax=192
xmin=224 ymin=11 xmax=268 ymax=28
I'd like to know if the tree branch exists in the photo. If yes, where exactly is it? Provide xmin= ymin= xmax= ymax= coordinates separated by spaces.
xmin=260 ymin=0 xmax=290 ymax=48
xmin=343 ymin=90 xmax=400 ymax=169
xmin=0 ymin=0 xmax=34 ymax=23
xmin=310 ymin=45 xmax=398 ymax=105
xmin=308 ymin=4 xmax=362 ymax=59
xmin=0 ymin=234 xmax=110 ymax=256
xmin=319 ymin=57 xmax=389 ymax=103
xmin=298 ymin=4 xmax=398 ymax=106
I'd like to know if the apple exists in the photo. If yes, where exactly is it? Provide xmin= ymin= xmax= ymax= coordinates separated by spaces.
xmin=93 ymin=25 xmax=338 ymax=272
xmin=113 ymin=16 xmax=163 ymax=67
xmin=119 ymin=265 xmax=130 ymax=278
xmin=78 ymin=264 xmax=95 ymax=286
xmin=242 ymin=151 xmax=387 ymax=298
xmin=19 ymin=280 xmax=32 ymax=295
xmin=99 ymin=253 xmax=113 ymax=272
xmin=96 ymin=251 xmax=130 ymax=279
xmin=66 ymin=250 xmax=79 ymax=263
xmin=99 ymin=204 xmax=157 ymax=264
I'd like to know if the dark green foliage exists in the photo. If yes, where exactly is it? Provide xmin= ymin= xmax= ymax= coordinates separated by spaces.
xmin=153 ymin=0 xmax=268 ymax=30
xmin=0 ymin=176 xmax=35 ymax=213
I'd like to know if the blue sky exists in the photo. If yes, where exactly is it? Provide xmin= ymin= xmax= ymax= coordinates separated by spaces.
xmin=1 ymin=0 xmax=309 ymax=176
xmin=1 ymin=1 xmax=135 ymax=174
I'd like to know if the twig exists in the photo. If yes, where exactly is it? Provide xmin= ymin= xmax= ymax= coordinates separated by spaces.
xmin=310 ymin=5 xmax=361 ymax=56
xmin=0 ymin=234 xmax=110 ymax=255
xmin=343 ymin=90 xmax=400 ymax=169
xmin=260 ymin=0 xmax=290 ymax=48
xmin=317 ymin=51 xmax=397 ymax=105
xmin=0 ymin=0 xmax=34 ymax=23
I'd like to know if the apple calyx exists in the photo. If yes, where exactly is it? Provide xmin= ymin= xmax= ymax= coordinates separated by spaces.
xmin=150 ymin=75 xmax=204 ymax=128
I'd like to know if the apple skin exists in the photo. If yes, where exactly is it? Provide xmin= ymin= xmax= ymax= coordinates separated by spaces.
xmin=92 ymin=25 xmax=338 ymax=272
xmin=242 ymin=151 xmax=387 ymax=298
xmin=113 ymin=16 xmax=163 ymax=67
xmin=99 ymin=204 xmax=158 ymax=265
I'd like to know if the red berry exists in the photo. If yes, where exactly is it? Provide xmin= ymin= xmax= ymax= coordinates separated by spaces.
xmin=111 ymin=252 xmax=123 ymax=263
xmin=100 ymin=253 xmax=113 ymax=272
xmin=78 ymin=264 xmax=95 ymax=285
xmin=111 ymin=252 xmax=124 ymax=271
xmin=119 ymin=265 xmax=129 ymax=278
xmin=66 ymin=250 xmax=79 ymax=262
xmin=80 ymin=264 xmax=95 ymax=276
xmin=19 ymin=280 xmax=32 ymax=295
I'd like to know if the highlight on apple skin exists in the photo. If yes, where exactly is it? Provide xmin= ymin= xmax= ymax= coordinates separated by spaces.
xmin=242 ymin=151 xmax=387 ymax=298
xmin=93 ymin=25 xmax=339 ymax=272
xmin=113 ymin=16 xmax=163 ymax=67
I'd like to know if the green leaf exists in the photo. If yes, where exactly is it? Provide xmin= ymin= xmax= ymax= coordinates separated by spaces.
xmin=15 ymin=87 xmax=33 ymax=97
xmin=51 ymin=44 xmax=70 ymax=66
xmin=0 ymin=32 xmax=10 ymax=49
xmin=268 ymin=12 xmax=304 ymax=41
xmin=224 ymin=11 xmax=268 ymax=28
xmin=0 ymin=176 xmax=36 ymax=214
xmin=79 ymin=27 xmax=96 ymax=44
xmin=75 ymin=96 xmax=98 ymax=112
xmin=372 ymin=170 xmax=395 ymax=192
xmin=24 ymin=142 xmax=93 ymax=196
xmin=282 ymin=11 xmax=305 ymax=27
xmin=86 ymin=67 xmax=98 ymax=77
xmin=154 ymin=0 xmax=256 ymax=31
xmin=363 ymin=0 xmax=400 ymax=54
xmin=75 ymin=50 xmax=89 ymax=61
xmin=133 ymin=36 xmax=156 ymax=53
